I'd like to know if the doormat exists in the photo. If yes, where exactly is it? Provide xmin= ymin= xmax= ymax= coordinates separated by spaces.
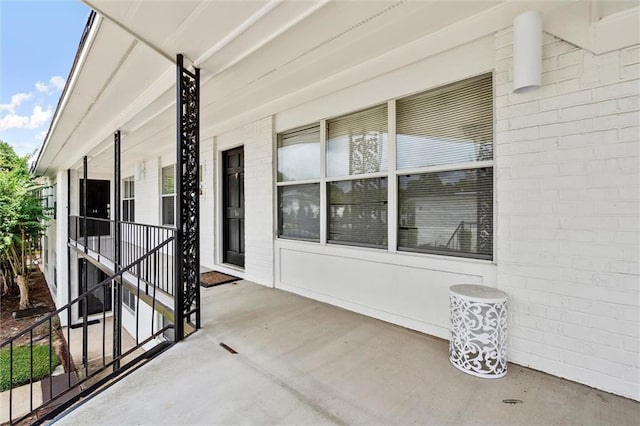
xmin=200 ymin=271 xmax=240 ymax=288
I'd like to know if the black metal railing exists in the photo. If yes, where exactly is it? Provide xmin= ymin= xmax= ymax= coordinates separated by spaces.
xmin=2 ymin=225 xmax=177 ymax=425
xmin=69 ymin=216 xmax=176 ymax=296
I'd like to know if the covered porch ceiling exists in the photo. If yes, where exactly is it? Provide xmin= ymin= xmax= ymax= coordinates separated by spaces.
xmin=34 ymin=0 xmax=639 ymax=176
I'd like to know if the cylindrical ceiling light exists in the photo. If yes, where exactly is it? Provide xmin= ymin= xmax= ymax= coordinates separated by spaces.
xmin=513 ymin=10 xmax=542 ymax=93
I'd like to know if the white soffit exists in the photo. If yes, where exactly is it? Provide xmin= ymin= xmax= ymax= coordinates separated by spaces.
xmin=67 ymin=0 xmax=507 ymax=174
xmin=40 ymin=0 xmax=640 ymax=176
xmin=36 ymin=16 xmax=173 ymax=175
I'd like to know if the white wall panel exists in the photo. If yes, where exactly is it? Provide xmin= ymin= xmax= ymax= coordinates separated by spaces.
xmin=278 ymin=245 xmax=489 ymax=338
xmin=135 ymin=157 xmax=160 ymax=226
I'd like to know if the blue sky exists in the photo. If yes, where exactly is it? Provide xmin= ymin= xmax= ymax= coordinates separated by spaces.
xmin=0 ymin=0 xmax=89 ymax=156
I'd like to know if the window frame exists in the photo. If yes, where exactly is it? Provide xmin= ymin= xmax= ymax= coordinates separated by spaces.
xmin=275 ymin=73 xmax=494 ymax=261
xmin=122 ymin=286 xmax=136 ymax=312
xmin=161 ymin=165 xmax=176 ymax=226
xmin=122 ymin=176 xmax=135 ymax=223
xmin=394 ymin=75 xmax=493 ymax=260
xmin=326 ymin=175 xmax=389 ymax=249
xmin=276 ymin=124 xmax=322 ymax=242
xmin=396 ymin=166 xmax=494 ymax=260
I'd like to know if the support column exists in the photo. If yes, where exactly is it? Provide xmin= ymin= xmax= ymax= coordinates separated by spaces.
xmin=82 ymin=156 xmax=88 ymax=253
xmin=174 ymin=53 xmax=200 ymax=341
xmin=82 ymin=156 xmax=88 ymax=369
xmin=113 ymin=131 xmax=122 ymax=370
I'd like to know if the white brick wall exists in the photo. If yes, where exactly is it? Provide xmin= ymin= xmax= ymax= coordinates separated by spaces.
xmin=243 ymin=117 xmax=275 ymax=286
xmin=495 ymin=29 xmax=639 ymax=400
xmin=200 ymin=138 xmax=215 ymax=268
xmin=215 ymin=117 xmax=275 ymax=286
xmin=135 ymin=157 xmax=160 ymax=226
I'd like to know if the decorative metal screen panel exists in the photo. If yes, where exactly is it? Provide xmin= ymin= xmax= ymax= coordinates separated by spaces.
xmin=176 ymin=54 xmax=200 ymax=338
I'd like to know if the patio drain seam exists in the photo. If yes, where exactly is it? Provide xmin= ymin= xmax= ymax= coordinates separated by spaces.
xmin=219 ymin=342 xmax=238 ymax=354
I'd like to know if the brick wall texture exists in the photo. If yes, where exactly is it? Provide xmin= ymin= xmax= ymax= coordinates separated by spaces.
xmin=495 ymin=29 xmax=639 ymax=399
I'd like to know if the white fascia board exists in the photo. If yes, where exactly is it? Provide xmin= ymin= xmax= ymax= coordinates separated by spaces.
xmin=544 ymin=2 xmax=640 ymax=55
xmin=594 ymin=6 xmax=640 ymax=53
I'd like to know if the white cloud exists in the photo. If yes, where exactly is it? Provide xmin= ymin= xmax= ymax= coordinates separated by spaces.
xmin=29 ymin=105 xmax=53 ymax=128
xmin=35 ymin=75 xmax=66 ymax=94
xmin=50 ymin=76 xmax=65 ymax=91
xmin=0 ymin=105 xmax=53 ymax=131
xmin=35 ymin=82 xmax=48 ymax=93
xmin=36 ymin=130 xmax=48 ymax=141
xmin=0 ymin=113 xmax=29 ymax=130
xmin=0 ymin=92 xmax=33 ymax=113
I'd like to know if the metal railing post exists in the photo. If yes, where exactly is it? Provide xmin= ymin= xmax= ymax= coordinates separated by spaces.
xmin=82 ymin=156 xmax=88 ymax=371
xmin=113 ymin=130 xmax=122 ymax=370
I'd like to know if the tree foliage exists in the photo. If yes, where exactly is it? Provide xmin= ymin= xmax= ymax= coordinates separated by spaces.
xmin=0 ymin=141 xmax=46 ymax=306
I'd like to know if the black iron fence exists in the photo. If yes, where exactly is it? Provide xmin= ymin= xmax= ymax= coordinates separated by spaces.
xmin=69 ymin=216 xmax=176 ymax=296
xmin=2 ymin=220 xmax=177 ymax=425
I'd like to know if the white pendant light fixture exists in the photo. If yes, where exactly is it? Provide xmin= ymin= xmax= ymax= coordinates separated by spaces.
xmin=513 ymin=10 xmax=543 ymax=93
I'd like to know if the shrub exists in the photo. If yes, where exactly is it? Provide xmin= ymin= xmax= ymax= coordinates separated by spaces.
xmin=0 ymin=343 xmax=60 ymax=392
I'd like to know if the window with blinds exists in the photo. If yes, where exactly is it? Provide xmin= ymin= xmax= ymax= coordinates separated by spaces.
xmin=277 ymin=125 xmax=321 ymax=241
xmin=327 ymin=105 xmax=388 ymax=177
xmin=278 ymin=184 xmax=320 ymax=241
xmin=398 ymin=168 xmax=493 ymax=258
xmin=275 ymin=73 xmax=493 ymax=259
xmin=122 ymin=287 xmax=136 ymax=312
xmin=161 ymin=165 xmax=175 ymax=226
xmin=123 ymin=176 xmax=135 ymax=222
xmin=397 ymin=75 xmax=493 ymax=169
xmin=328 ymin=177 xmax=388 ymax=247
xmin=397 ymin=74 xmax=493 ymax=259
xmin=277 ymin=124 xmax=320 ymax=182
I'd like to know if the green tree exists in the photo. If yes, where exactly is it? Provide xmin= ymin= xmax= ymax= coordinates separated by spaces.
xmin=0 ymin=141 xmax=46 ymax=309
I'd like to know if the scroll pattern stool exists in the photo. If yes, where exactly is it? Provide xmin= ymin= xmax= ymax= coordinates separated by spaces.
xmin=449 ymin=284 xmax=508 ymax=378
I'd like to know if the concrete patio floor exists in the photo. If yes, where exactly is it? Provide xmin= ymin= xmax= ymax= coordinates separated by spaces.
xmin=55 ymin=280 xmax=639 ymax=425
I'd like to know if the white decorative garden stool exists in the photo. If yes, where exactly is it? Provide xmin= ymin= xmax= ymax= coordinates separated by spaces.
xmin=449 ymin=284 xmax=508 ymax=378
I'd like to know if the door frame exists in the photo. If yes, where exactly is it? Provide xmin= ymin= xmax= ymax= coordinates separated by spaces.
xmin=216 ymin=144 xmax=245 ymax=270
xmin=79 ymin=178 xmax=112 ymax=237
xmin=76 ymin=258 xmax=113 ymax=320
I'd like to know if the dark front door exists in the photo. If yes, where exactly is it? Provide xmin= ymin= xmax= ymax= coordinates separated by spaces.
xmin=79 ymin=179 xmax=111 ymax=237
xmin=78 ymin=260 xmax=112 ymax=316
xmin=223 ymin=147 xmax=245 ymax=267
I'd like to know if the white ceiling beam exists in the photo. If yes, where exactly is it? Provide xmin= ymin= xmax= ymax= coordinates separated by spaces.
xmin=83 ymin=0 xmax=177 ymax=64
xmin=193 ymin=0 xmax=284 ymax=66
xmin=71 ymin=0 xmax=332 ymax=166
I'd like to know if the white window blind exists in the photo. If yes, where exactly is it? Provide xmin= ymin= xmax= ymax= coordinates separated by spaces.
xmin=397 ymin=75 xmax=493 ymax=169
xmin=328 ymin=177 xmax=388 ymax=247
xmin=396 ymin=74 xmax=493 ymax=260
xmin=278 ymin=183 xmax=320 ymax=241
xmin=161 ymin=165 xmax=175 ymax=226
xmin=327 ymin=105 xmax=388 ymax=177
xmin=123 ymin=176 xmax=135 ymax=222
xmin=276 ymin=74 xmax=493 ymax=260
xmin=277 ymin=124 xmax=320 ymax=182
xmin=398 ymin=168 xmax=493 ymax=258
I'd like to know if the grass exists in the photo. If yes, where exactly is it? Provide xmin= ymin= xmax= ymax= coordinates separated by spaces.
xmin=0 ymin=343 xmax=60 ymax=392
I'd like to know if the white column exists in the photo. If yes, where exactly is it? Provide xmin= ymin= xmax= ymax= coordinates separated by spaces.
xmin=55 ymin=170 xmax=70 ymax=324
